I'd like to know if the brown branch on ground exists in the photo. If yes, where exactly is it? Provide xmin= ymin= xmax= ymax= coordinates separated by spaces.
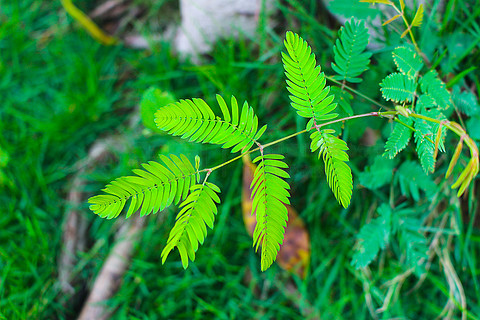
xmin=59 ymin=137 xmax=123 ymax=295
xmin=77 ymin=215 xmax=146 ymax=320
xmin=59 ymin=103 xmax=143 ymax=314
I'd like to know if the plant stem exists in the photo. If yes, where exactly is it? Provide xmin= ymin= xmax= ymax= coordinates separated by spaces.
xmin=205 ymin=129 xmax=310 ymax=172
xmin=205 ymin=111 xmax=384 ymax=173
xmin=326 ymin=76 xmax=390 ymax=111
xmin=317 ymin=112 xmax=382 ymax=127
xmin=390 ymin=3 xmax=431 ymax=65
xmin=409 ymin=113 xmax=441 ymax=124
xmin=204 ymin=110 xmax=478 ymax=174
xmin=390 ymin=4 xmax=418 ymax=49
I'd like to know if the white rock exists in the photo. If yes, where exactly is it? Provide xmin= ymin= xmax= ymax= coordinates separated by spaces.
xmin=175 ymin=0 xmax=274 ymax=61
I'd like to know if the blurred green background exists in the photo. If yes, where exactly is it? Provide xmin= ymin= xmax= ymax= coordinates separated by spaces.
xmin=1 ymin=0 xmax=479 ymax=319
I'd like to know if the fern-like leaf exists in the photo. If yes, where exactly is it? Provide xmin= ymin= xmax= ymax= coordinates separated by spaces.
xmin=310 ymin=129 xmax=353 ymax=208
xmin=395 ymin=161 xmax=436 ymax=201
xmin=251 ymin=154 xmax=291 ymax=271
xmin=88 ymin=154 xmax=198 ymax=219
xmin=420 ymin=70 xmax=450 ymax=110
xmin=384 ymin=115 xmax=413 ymax=158
xmin=282 ymin=31 xmax=338 ymax=130
xmin=414 ymin=115 xmax=436 ymax=173
xmin=380 ymin=72 xmax=417 ymax=103
xmin=352 ymin=204 xmax=392 ymax=269
xmin=393 ymin=46 xmax=423 ymax=76
xmin=331 ymin=18 xmax=372 ymax=83
xmin=161 ymin=182 xmax=221 ymax=269
xmin=155 ymin=95 xmax=267 ymax=153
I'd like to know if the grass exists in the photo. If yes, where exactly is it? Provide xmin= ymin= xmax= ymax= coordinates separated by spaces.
xmin=1 ymin=0 xmax=479 ymax=319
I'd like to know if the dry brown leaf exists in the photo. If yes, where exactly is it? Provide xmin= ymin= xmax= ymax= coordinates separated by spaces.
xmin=242 ymin=154 xmax=310 ymax=278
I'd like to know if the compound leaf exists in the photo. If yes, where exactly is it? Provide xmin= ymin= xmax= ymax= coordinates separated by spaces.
xmin=380 ymin=73 xmax=417 ymax=103
xmin=155 ymin=95 xmax=266 ymax=153
xmin=251 ymin=154 xmax=291 ymax=271
xmin=88 ymin=154 xmax=198 ymax=219
xmin=161 ymin=182 xmax=221 ymax=269
xmin=359 ymin=155 xmax=395 ymax=189
xmin=282 ymin=31 xmax=338 ymax=130
xmin=426 ymin=109 xmax=447 ymax=153
xmin=420 ymin=70 xmax=450 ymax=110
xmin=413 ymin=115 xmax=436 ymax=173
xmin=332 ymin=18 xmax=372 ymax=83
xmin=310 ymin=129 xmax=353 ymax=208
xmin=395 ymin=161 xmax=436 ymax=201
xmin=352 ymin=204 xmax=392 ymax=269
xmin=393 ymin=46 xmax=423 ymax=76
xmin=384 ymin=115 xmax=414 ymax=158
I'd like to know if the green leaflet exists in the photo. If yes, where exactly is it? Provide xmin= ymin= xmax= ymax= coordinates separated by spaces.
xmin=332 ymin=18 xmax=372 ymax=83
xmin=395 ymin=161 xmax=436 ymax=201
xmin=420 ymin=70 xmax=450 ymax=110
xmin=88 ymin=154 xmax=198 ymax=219
xmin=282 ymin=31 xmax=338 ymax=130
xmin=384 ymin=115 xmax=413 ymax=158
xmin=380 ymin=72 xmax=417 ymax=103
xmin=251 ymin=154 xmax=291 ymax=271
xmin=155 ymin=95 xmax=267 ymax=153
xmin=161 ymin=182 xmax=221 ymax=269
xmin=352 ymin=204 xmax=391 ymax=269
xmin=310 ymin=128 xmax=353 ymax=208
xmin=393 ymin=45 xmax=423 ymax=76
xmin=413 ymin=114 xmax=436 ymax=173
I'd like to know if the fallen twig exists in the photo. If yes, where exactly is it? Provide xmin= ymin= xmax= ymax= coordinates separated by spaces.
xmin=77 ymin=215 xmax=146 ymax=320
xmin=59 ymin=138 xmax=121 ymax=295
